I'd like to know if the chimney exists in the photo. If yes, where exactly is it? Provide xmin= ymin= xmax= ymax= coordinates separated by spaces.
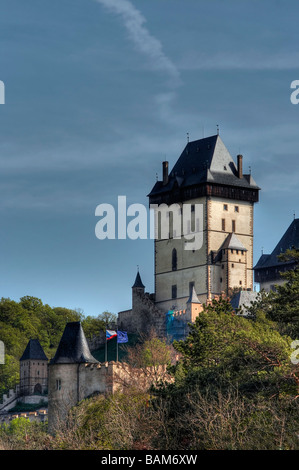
xmin=237 ymin=154 xmax=243 ymax=178
xmin=162 ymin=161 xmax=169 ymax=185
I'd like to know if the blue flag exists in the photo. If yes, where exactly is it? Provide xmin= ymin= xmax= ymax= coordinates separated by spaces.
xmin=117 ymin=331 xmax=128 ymax=344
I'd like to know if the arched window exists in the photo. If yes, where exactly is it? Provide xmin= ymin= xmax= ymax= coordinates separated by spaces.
xmin=172 ymin=248 xmax=177 ymax=271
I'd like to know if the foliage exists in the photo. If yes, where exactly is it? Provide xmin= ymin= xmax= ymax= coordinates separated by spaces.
xmin=1 ymin=268 xmax=299 ymax=450
xmin=266 ymin=248 xmax=299 ymax=338
xmin=96 ymin=311 xmax=117 ymax=328
xmin=172 ymin=298 xmax=293 ymax=396
xmin=81 ymin=315 xmax=106 ymax=340
xmin=0 ymin=417 xmax=49 ymax=450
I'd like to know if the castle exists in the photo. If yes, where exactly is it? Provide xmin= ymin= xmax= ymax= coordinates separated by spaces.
xmin=119 ymin=133 xmax=260 ymax=337
xmin=5 ymin=133 xmax=298 ymax=433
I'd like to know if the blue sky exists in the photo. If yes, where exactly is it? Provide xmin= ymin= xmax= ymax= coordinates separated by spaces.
xmin=0 ymin=0 xmax=298 ymax=316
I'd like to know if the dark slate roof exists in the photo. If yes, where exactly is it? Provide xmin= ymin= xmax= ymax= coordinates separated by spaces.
xmin=20 ymin=339 xmax=48 ymax=361
xmin=214 ymin=233 xmax=247 ymax=263
xmin=148 ymin=135 xmax=260 ymax=198
xmin=50 ymin=322 xmax=98 ymax=364
xmin=187 ymin=286 xmax=201 ymax=304
xmin=230 ymin=291 xmax=259 ymax=315
xmin=254 ymin=219 xmax=299 ymax=270
xmin=132 ymin=271 xmax=145 ymax=288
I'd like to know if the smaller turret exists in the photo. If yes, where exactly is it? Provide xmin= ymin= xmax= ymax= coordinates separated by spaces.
xmin=132 ymin=269 xmax=145 ymax=310
xmin=19 ymin=339 xmax=48 ymax=396
xmin=186 ymin=286 xmax=203 ymax=322
xmin=132 ymin=270 xmax=145 ymax=291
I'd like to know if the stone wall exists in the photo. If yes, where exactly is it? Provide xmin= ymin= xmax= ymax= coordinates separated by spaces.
xmin=0 ymin=408 xmax=47 ymax=426
xmin=118 ymin=290 xmax=166 ymax=337
xmin=48 ymin=360 xmax=170 ymax=433
xmin=0 ymin=386 xmax=20 ymax=413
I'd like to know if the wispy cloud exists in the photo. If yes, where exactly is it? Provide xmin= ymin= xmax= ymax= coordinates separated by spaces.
xmin=94 ymin=0 xmax=181 ymax=87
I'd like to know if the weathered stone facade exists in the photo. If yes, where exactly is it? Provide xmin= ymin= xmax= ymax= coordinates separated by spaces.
xmin=47 ymin=322 xmax=170 ymax=433
xmin=118 ymin=274 xmax=165 ymax=337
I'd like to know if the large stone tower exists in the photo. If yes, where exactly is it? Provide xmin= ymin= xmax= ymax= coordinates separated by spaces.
xmin=48 ymin=322 xmax=99 ymax=433
xmin=148 ymin=134 xmax=260 ymax=313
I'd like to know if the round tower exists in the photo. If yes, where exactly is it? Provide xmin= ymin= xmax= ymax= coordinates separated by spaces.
xmin=48 ymin=322 xmax=98 ymax=434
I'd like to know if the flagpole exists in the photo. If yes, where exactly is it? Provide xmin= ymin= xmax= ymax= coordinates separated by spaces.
xmin=116 ymin=339 xmax=118 ymax=363
xmin=105 ymin=335 xmax=107 ymax=363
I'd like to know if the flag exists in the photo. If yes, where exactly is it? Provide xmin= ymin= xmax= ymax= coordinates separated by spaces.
xmin=117 ymin=331 xmax=128 ymax=344
xmin=106 ymin=330 xmax=117 ymax=341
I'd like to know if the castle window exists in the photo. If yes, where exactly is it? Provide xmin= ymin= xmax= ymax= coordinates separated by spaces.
xmin=56 ymin=379 xmax=61 ymax=391
xmin=222 ymin=264 xmax=224 ymax=269
xmin=172 ymin=248 xmax=177 ymax=271
xmin=232 ymin=220 xmax=236 ymax=232
xmin=172 ymin=285 xmax=177 ymax=299
xmin=191 ymin=204 xmax=195 ymax=212
xmin=235 ymin=206 xmax=239 ymax=212
xmin=239 ymin=281 xmax=242 ymax=285
xmin=222 ymin=219 xmax=225 ymax=231
xmin=223 ymin=204 xmax=228 ymax=211
xmin=232 ymin=263 xmax=234 ymax=268
xmin=220 ymin=277 xmax=223 ymax=283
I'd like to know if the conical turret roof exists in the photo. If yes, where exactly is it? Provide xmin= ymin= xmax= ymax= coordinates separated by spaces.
xmin=221 ymin=232 xmax=247 ymax=252
xmin=50 ymin=322 xmax=98 ymax=364
xmin=132 ymin=271 xmax=145 ymax=288
xmin=187 ymin=286 xmax=201 ymax=304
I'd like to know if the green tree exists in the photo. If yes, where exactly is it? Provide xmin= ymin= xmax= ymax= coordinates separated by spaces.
xmin=97 ymin=311 xmax=117 ymax=328
xmin=267 ymin=248 xmax=299 ymax=338
xmin=81 ymin=315 xmax=106 ymax=340
xmin=172 ymin=297 xmax=295 ymax=397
